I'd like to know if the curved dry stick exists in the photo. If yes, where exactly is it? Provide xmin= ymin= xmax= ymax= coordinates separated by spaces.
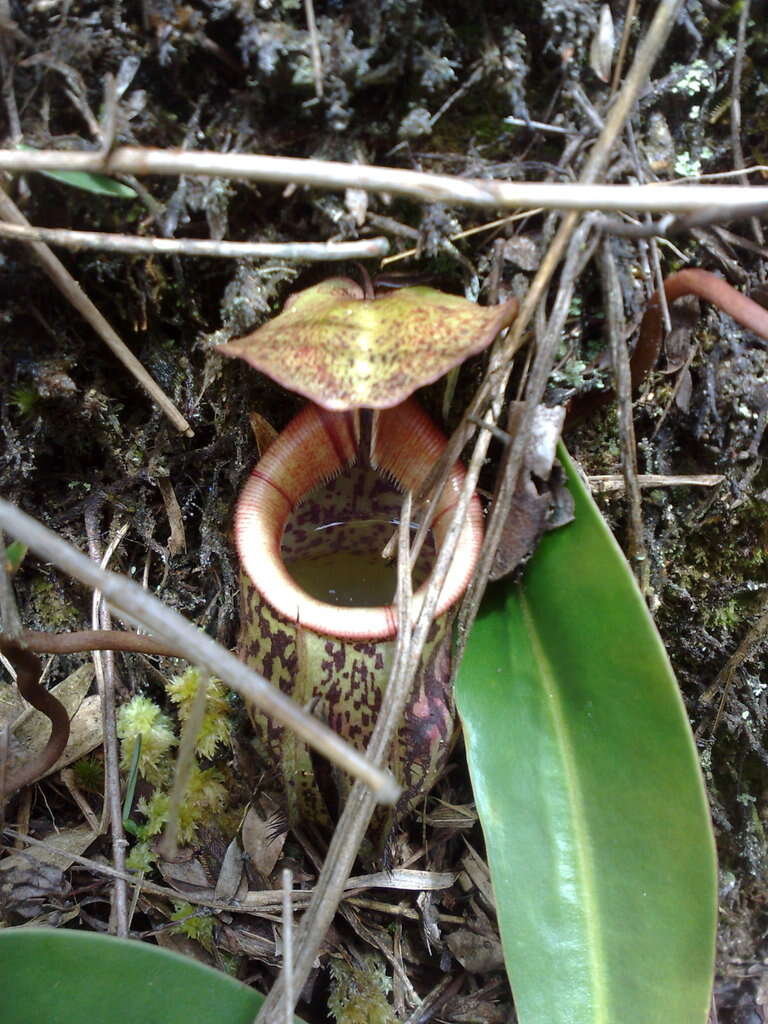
xmin=0 ymin=630 xmax=186 ymax=801
xmin=16 ymin=629 xmax=184 ymax=659
xmin=0 ymin=638 xmax=70 ymax=800
xmin=568 ymin=268 xmax=768 ymax=424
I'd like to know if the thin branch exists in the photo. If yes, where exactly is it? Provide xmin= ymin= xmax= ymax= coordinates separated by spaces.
xmin=2 ymin=827 xmax=446 ymax=916
xmin=596 ymin=202 xmax=768 ymax=238
xmin=0 ymin=220 xmax=389 ymax=260
xmin=0 ymin=499 xmax=400 ymax=805
xmin=256 ymin=493 xmax=416 ymax=1024
xmin=84 ymin=515 xmax=129 ymax=936
xmin=0 ymin=146 xmax=765 ymax=213
xmin=280 ymin=868 xmax=294 ymax=1024
xmin=0 ymin=186 xmax=193 ymax=437
xmin=12 ymin=629 xmax=185 ymax=657
xmin=303 ymin=0 xmax=323 ymax=98
xmin=598 ymin=238 xmax=650 ymax=595
xmin=503 ymin=115 xmax=575 ymax=136
xmin=610 ymin=0 xmax=638 ymax=94
xmin=588 ymin=473 xmax=724 ymax=493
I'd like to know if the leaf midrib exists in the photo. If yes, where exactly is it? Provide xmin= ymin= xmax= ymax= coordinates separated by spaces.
xmin=520 ymin=587 xmax=609 ymax=1024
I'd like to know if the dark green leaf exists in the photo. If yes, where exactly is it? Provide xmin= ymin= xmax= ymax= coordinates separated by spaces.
xmin=16 ymin=146 xmax=136 ymax=198
xmin=456 ymin=445 xmax=717 ymax=1024
xmin=0 ymin=927 xmax=306 ymax=1024
xmin=4 ymin=540 xmax=27 ymax=575
xmin=37 ymin=168 xmax=137 ymax=198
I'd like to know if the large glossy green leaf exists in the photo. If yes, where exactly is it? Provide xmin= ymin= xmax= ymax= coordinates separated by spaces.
xmin=456 ymin=446 xmax=717 ymax=1024
xmin=0 ymin=927 xmax=305 ymax=1024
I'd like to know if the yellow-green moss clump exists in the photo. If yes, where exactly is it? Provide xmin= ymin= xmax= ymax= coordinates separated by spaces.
xmin=328 ymin=955 xmax=396 ymax=1024
xmin=117 ymin=667 xmax=234 ymax=871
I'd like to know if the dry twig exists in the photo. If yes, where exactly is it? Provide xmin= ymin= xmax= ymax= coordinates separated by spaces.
xmin=0 ymin=146 xmax=765 ymax=214
xmin=84 ymin=514 xmax=129 ymax=936
xmin=598 ymin=238 xmax=650 ymax=595
xmin=0 ymin=219 xmax=389 ymax=260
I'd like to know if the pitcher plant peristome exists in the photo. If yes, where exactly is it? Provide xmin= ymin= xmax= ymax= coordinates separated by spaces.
xmin=235 ymin=399 xmax=484 ymax=840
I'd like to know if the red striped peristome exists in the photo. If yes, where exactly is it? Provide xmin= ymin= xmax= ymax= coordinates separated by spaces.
xmin=234 ymin=397 xmax=483 ymax=641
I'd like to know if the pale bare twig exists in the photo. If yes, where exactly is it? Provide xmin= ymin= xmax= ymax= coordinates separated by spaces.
xmin=158 ymin=671 xmax=210 ymax=861
xmin=0 ymin=219 xmax=389 ymax=260
xmin=0 ymin=185 xmax=193 ymax=437
xmin=303 ymin=0 xmax=323 ymax=98
xmin=503 ymin=115 xmax=574 ymax=136
xmin=610 ymin=0 xmax=638 ymax=94
xmin=0 ymin=499 xmax=400 ymax=804
xmin=588 ymin=474 xmax=724 ymax=493
xmin=255 ymin=493 xmax=417 ymax=1023
xmin=280 ymin=868 xmax=294 ymax=1024
xmin=0 ymin=146 xmax=765 ymax=213
xmin=598 ymin=239 xmax=650 ymax=595
xmin=597 ymin=202 xmax=768 ymax=238
xmin=84 ymin=514 xmax=130 ymax=937
xmin=1 ymin=827 xmax=453 ymax=916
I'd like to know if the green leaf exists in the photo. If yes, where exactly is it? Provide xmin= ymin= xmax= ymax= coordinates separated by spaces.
xmin=456 ymin=445 xmax=717 ymax=1024
xmin=37 ymin=168 xmax=137 ymax=198
xmin=0 ymin=927 xmax=307 ymax=1024
xmin=3 ymin=540 xmax=27 ymax=575
xmin=16 ymin=145 xmax=136 ymax=198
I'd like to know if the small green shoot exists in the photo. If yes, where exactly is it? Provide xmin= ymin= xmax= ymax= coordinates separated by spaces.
xmin=17 ymin=144 xmax=137 ymax=198
xmin=3 ymin=541 xmax=28 ymax=576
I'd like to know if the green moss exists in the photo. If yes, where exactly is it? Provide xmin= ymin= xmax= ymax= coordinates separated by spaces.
xmin=71 ymin=756 xmax=105 ymax=794
xmin=170 ymin=901 xmax=215 ymax=951
xmin=708 ymin=598 xmax=743 ymax=631
xmin=165 ymin=667 xmax=232 ymax=759
xmin=29 ymin=577 xmax=81 ymax=631
xmin=328 ymin=956 xmax=396 ymax=1024
xmin=9 ymin=384 xmax=40 ymax=416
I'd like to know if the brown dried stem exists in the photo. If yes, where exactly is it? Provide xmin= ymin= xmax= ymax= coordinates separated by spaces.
xmin=598 ymin=238 xmax=650 ymax=595
xmin=255 ymin=493 xmax=416 ymax=1023
xmin=0 ymin=147 xmax=764 ymax=214
xmin=0 ymin=220 xmax=389 ymax=261
xmin=84 ymin=512 xmax=129 ymax=936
